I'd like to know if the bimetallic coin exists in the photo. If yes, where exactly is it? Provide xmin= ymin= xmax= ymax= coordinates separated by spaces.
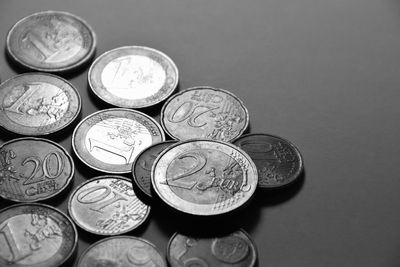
xmin=132 ymin=140 xmax=178 ymax=198
xmin=234 ymin=133 xmax=304 ymax=188
xmin=88 ymin=46 xmax=178 ymax=108
xmin=0 ymin=137 xmax=74 ymax=202
xmin=152 ymin=140 xmax=258 ymax=216
xmin=72 ymin=108 xmax=165 ymax=173
xmin=7 ymin=11 xmax=96 ymax=72
xmin=167 ymin=230 xmax=257 ymax=267
xmin=77 ymin=236 xmax=167 ymax=267
xmin=161 ymin=86 xmax=249 ymax=142
xmin=0 ymin=73 xmax=81 ymax=135
xmin=0 ymin=203 xmax=77 ymax=267
xmin=68 ymin=176 xmax=150 ymax=235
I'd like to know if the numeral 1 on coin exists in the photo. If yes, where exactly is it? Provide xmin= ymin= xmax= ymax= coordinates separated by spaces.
xmin=0 ymin=223 xmax=32 ymax=263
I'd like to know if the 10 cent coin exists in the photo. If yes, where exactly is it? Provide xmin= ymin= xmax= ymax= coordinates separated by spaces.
xmin=161 ymin=86 xmax=249 ymax=142
xmin=88 ymin=46 xmax=179 ymax=108
xmin=0 ymin=73 xmax=81 ymax=136
xmin=0 ymin=137 xmax=74 ymax=202
xmin=72 ymin=108 xmax=165 ymax=173
xmin=152 ymin=140 xmax=258 ymax=216
xmin=0 ymin=203 xmax=77 ymax=267
xmin=68 ymin=175 xmax=150 ymax=235
xmin=234 ymin=133 xmax=304 ymax=188
xmin=7 ymin=11 xmax=96 ymax=72
xmin=167 ymin=229 xmax=257 ymax=267
xmin=77 ymin=236 xmax=167 ymax=267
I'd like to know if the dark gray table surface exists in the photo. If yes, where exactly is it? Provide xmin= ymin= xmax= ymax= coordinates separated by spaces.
xmin=1 ymin=0 xmax=400 ymax=266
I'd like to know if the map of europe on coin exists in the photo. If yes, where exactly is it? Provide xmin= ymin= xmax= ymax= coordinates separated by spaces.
xmin=161 ymin=87 xmax=249 ymax=142
xmin=152 ymin=140 xmax=258 ymax=216
xmin=0 ymin=203 xmax=77 ymax=267
xmin=7 ymin=10 xmax=96 ymax=72
xmin=0 ymin=73 xmax=81 ymax=135
xmin=72 ymin=108 xmax=165 ymax=173
xmin=0 ymin=137 xmax=74 ymax=202
xmin=88 ymin=46 xmax=178 ymax=108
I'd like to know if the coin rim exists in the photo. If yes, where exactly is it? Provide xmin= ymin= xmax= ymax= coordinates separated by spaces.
xmin=166 ymin=229 xmax=257 ymax=267
xmin=131 ymin=140 xmax=178 ymax=198
xmin=232 ymin=132 xmax=304 ymax=188
xmin=0 ymin=72 xmax=82 ymax=135
xmin=76 ymin=235 xmax=167 ymax=267
xmin=0 ymin=137 xmax=75 ymax=202
xmin=6 ymin=10 xmax=97 ymax=72
xmin=67 ymin=175 xmax=151 ymax=236
xmin=71 ymin=108 xmax=165 ymax=173
xmin=88 ymin=45 xmax=179 ymax=108
xmin=160 ymin=86 xmax=250 ymax=142
xmin=151 ymin=139 xmax=258 ymax=216
xmin=0 ymin=202 xmax=78 ymax=267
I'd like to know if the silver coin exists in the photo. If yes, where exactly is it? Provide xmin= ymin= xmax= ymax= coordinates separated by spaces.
xmin=68 ymin=175 xmax=150 ymax=236
xmin=7 ymin=10 xmax=96 ymax=72
xmin=161 ymin=86 xmax=249 ymax=142
xmin=0 ymin=203 xmax=77 ymax=267
xmin=167 ymin=229 xmax=257 ymax=267
xmin=152 ymin=139 xmax=258 ymax=216
xmin=77 ymin=236 xmax=167 ymax=267
xmin=0 ymin=73 xmax=81 ymax=135
xmin=0 ymin=137 xmax=74 ymax=203
xmin=72 ymin=108 xmax=165 ymax=173
xmin=88 ymin=46 xmax=179 ymax=108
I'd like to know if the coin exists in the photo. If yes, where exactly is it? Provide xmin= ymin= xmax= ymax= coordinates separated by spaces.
xmin=233 ymin=133 xmax=304 ymax=188
xmin=160 ymin=86 xmax=249 ymax=142
xmin=167 ymin=229 xmax=257 ymax=267
xmin=152 ymin=139 xmax=258 ymax=216
xmin=132 ymin=140 xmax=178 ymax=198
xmin=0 ymin=137 xmax=74 ymax=202
xmin=0 ymin=203 xmax=77 ymax=267
xmin=68 ymin=175 xmax=151 ymax=235
xmin=72 ymin=108 xmax=165 ymax=173
xmin=77 ymin=236 xmax=167 ymax=267
xmin=88 ymin=46 xmax=179 ymax=108
xmin=0 ymin=73 xmax=81 ymax=135
xmin=7 ymin=10 xmax=96 ymax=72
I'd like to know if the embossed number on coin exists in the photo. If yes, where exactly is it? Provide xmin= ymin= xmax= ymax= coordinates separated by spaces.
xmin=77 ymin=236 xmax=166 ymax=267
xmin=88 ymin=46 xmax=178 ymax=108
xmin=68 ymin=176 xmax=150 ymax=235
xmin=161 ymin=86 xmax=249 ymax=142
xmin=152 ymin=140 xmax=258 ymax=216
xmin=0 ymin=73 xmax=81 ymax=135
xmin=0 ymin=203 xmax=77 ymax=267
xmin=0 ymin=137 xmax=74 ymax=202
xmin=72 ymin=108 xmax=165 ymax=173
xmin=7 ymin=11 xmax=96 ymax=72
xmin=234 ymin=133 xmax=304 ymax=188
xmin=167 ymin=230 xmax=257 ymax=267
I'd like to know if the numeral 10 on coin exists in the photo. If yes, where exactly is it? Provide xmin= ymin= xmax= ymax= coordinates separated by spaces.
xmin=77 ymin=185 xmax=127 ymax=212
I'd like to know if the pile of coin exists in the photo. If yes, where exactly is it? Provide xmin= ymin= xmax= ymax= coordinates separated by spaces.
xmin=0 ymin=10 xmax=304 ymax=266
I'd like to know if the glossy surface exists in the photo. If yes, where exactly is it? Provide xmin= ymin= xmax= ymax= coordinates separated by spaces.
xmin=132 ymin=140 xmax=177 ymax=198
xmin=1 ymin=0 xmax=399 ymax=265
xmin=72 ymin=108 xmax=165 ymax=173
xmin=0 ymin=203 xmax=77 ymax=267
xmin=0 ymin=73 xmax=81 ymax=135
xmin=234 ymin=133 xmax=303 ymax=188
xmin=0 ymin=137 xmax=74 ymax=202
xmin=89 ymin=46 xmax=178 ymax=108
xmin=77 ymin=236 xmax=167 ymax=267
xmin=68 ymin=176 xmax=150 ymax=235
xmin=7 ymin=11 xmax=96 ymax=72
xmin=152 ymin=140 xmax=258 ymax=215
xmin=168 ymin=230 xmax=256 ymax=267
xmin=161 ymin=87 xmax=249 ymax=142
